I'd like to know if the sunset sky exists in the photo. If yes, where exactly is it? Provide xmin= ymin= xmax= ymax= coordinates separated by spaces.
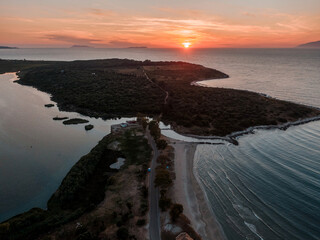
xmin=0 ymin=0 xmax=319 ymax=48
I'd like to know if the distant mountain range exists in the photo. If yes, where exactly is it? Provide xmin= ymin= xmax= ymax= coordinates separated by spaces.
xmin=70 ymin=45 xmax=93 ymax=48
xmin=297 ymin=41 xmax=320 ymax=48
xmin=0 ymin=46 xmax=18 ymax=49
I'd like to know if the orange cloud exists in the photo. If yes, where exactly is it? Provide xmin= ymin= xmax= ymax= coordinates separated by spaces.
xmin=0 ymin=6 xmax=319 ymax=48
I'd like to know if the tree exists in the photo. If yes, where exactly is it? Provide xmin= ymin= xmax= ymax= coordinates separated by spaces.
xmin=136 ymin=219 xmax=146 ymax=226
xmin=137 ymin=113 xmax=149 ymax=130
xmin=117 ymin=227 xmax=129 ymax=240
xmin=157 ymin=155 xmax=170 ymax=165
xmin=159 ymin=196 xmax=172 ymax=211
xmin=154 ymin=168 xmax=172 ymax=188
xmin=156 ymin=139 xmax=167 ymax=150
xmin=136 ymin=113 xmax=144 ymax=123
xmin=141 ymin=118 xmax=148 ymax=130
xmin=170 ymin=204 xmax=183 ymax=222
xmin=149 ymin=120 xmax=161 ymax=140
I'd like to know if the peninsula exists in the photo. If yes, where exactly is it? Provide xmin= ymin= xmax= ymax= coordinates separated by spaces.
xmin=0 ymin=59 xmax=319 ymax=137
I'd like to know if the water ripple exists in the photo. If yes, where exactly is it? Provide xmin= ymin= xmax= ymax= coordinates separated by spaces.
xmin=195 ymin=121 xmax=320 ymax=240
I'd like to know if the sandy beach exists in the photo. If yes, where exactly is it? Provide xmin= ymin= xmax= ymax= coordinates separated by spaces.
xmin=170 ymin=140 xmax=225 ymax=240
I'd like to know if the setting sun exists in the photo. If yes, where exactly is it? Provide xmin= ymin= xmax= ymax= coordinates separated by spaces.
xmin=182 ymin=42 xmax=191 ymax=48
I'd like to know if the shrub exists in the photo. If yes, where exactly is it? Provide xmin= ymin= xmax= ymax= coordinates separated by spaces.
xmin=157 ymin=155 xmax=170 ymax=166
xmin=149 ymin=120 xmax=160 ymax=140
xmin=159 ymin=196 xmax=172 ymax=211
xmin=170 ymin=204 xmax=183 ymax=222
xmin=117 ymin=227 xmax=129 ymax=240
xmin=126 ymin=202 xmax=133 ymax=210
xmin=136 ymin=219 xmax=146 ymax=226
xmin=140 ymin=200 xmax=149 ymax=216
xmin=140 ymin=185 xmax=148 ymax=199
xmin=156 ymin=139 xmax=167 ymax=150
xmin=106 ymin=176 xmax=116 ymax=186
xmin=76 ymin=231 xmax=94 ymax=240
xmin=154 ymin=168 xmax=172 ymax=188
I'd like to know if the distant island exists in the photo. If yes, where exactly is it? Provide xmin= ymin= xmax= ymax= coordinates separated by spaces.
xmin=70 ymin=45 xmax=93 ymax=48
xmin=297 ymin=40 xmax=320 ymax=48
xmin=0 ymin=46 xmax=18 ymax=49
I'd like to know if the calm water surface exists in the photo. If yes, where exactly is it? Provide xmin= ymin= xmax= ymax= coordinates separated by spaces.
xmin=1 ymin=48 xmax=319 ymax=240
xmin=0 ymin=73 xmax=133 ymax=221
xmin=195 ymin=122 xmax=320 ymax=240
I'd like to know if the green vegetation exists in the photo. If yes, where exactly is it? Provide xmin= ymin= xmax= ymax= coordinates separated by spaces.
xmin=154 ymin=167 xmax=172 ymax=189
xmin=15 ymin=59 xmax=165 ymax=118
xmin=63 ymin=118 xmax=89 ymax=125
xmin=85 ymin=124 xmax=94 ymax=131
xmin=170 ymin=204 xmax=184 ymax=222
xmin=157 ymin=154 xmax=173 ymax=168
xmin=137 ymin=113 xmax=149 ymax=130
xmin=47 ymin=135 xmax=119 ymax=210
xmin=152 ymin=135 xmax=175 ymax=213
xmin=1 ymin=59 xmax=318 ymax=136
xmin=120 ymin=129 xmax=151 ymax=166
xmin=136 ymin=219 xmax=146 ymax=226
xmin=0 ymin=59 xmax=59 ymax=74
xmin=159 ymin=196 xmax=172 ymax=211
xmin=156 ymin=139 xmax=168 ymax=150
xmin=149 ymin=120 xmax=161 ymax=140
xmin=117 ymin=227 xmax=129 ymax=239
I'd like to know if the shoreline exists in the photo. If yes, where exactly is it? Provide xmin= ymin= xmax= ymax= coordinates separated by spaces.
xmin=167 ymin=115 xmax=320 ymax=240
xmin=170 ymin=140 xmax=225 ymax=240
xmin=172 ymin=114 xmax=320 ymax=144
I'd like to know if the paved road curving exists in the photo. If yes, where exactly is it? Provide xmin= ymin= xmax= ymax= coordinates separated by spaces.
xmin=147 ymin=128 xmax=161 ymax=240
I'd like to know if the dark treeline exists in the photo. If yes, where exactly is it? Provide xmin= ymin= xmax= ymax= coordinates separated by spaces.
xmin=1 ymin=59 xmax=319 ymax=136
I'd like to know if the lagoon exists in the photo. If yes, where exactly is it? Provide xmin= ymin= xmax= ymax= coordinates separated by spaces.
xmin=0 ymin=73 xmax=133 ymax=221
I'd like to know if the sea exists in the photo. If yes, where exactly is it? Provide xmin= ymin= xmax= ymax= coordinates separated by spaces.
xmin=0 ymin=48 xmax=319 ymax=240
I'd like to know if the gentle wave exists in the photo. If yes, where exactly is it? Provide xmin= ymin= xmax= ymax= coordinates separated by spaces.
xmin=195 ymin=121 xmax=320 ymax=240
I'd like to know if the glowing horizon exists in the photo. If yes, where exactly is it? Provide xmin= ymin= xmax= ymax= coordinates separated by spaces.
xmin=0 ymin=0 xmax=319 ymax=48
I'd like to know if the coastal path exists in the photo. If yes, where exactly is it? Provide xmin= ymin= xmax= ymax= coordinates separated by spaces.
xmin=142 ymin=67 xmax=169 ymax=105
